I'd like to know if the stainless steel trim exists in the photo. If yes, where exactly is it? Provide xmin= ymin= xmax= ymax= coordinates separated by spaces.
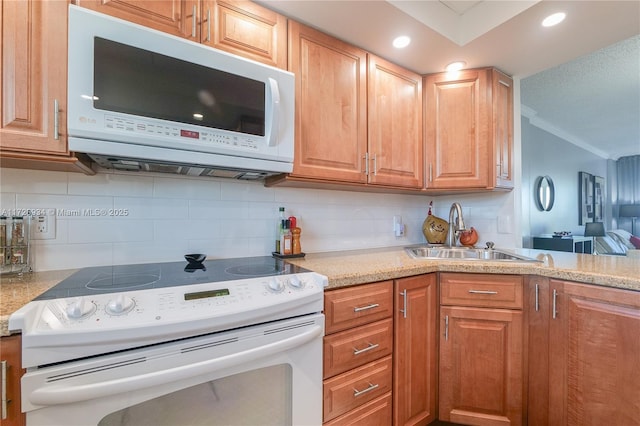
xmin=191 ymin=5 xmax=197 ymax=38
xmin=552 ymin=289 xmax=558 ymax=319
xmin=353 ymin=343 xmax=379 ymax=356
xmin=53 ymin=99 xmax=60 ymax=140
xmin=399 ymin=289 xmax=407 ymax=319
xmin=535 ymin=283 xmax=539 ymax=312
xmin=353 ymin=383 xmax=379 ymax=397
xmin=444 ymin=315 xmax=449 ymax=341
xmin=468 ymin=290 xmax=498 ymax=295
xmin=353 ymin=303 xmax=378 ymax=313
xmin=1 ymin=360 xmax=7 ymax=420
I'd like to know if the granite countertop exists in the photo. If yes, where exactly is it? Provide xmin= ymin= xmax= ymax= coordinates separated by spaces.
xmin=2 ymin=247 xmax=639 ymax=336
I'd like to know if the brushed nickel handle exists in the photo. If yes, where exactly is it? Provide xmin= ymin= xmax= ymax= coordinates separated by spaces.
xmin=353 ymin=383 xmax=379 ymax=397
xmin=1 ymin=360 xmax=7 ymax=420
xmin=353 ymin=303 xmax=379 ymax=313
xmin=53 ymin=99 xmax=60 ymax=140
xmin=372 ymin=154 xmax=377 ymax=176
xmin=399 ymin=289 xmax=407 ymax=318
xmin=353 ymin=342 xmax=379 ymax=355
xmin=363 ymin=152 xmax=369 ymax=175
xmin=535 ymin=283 xmax=540 ymax=312
xmin=206 ymin=9 xmax=211 ymax=42
xmin=552 ymin=289 xmax=558 ymax=319
xmin=468 ymin=290 xmax=498 ymax=295
xmin=191 ymin=5 xmax=197 ymax=38
xmin=444 ymin=315 xmax=449 ymax=341
xmin=429 ymin=163 xmax=433 ymax=182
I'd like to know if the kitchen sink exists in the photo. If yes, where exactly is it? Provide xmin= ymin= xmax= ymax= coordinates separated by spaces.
xmin=405 ymin=246 xmax=541 ymax=262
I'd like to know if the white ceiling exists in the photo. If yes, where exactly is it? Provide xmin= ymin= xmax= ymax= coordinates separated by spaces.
xmin=261 ymin=0 xmax=640 ymax=160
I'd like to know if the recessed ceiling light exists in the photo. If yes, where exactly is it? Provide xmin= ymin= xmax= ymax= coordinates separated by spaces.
xmin=393 ymin=36 xmax=411 ymax=49
xmin=193 ymin=113 xmax=204 ymax=120
xmin=542 ymin=12 xmax=566 ymax=27
xmin=446 ymin=61 xmax=466 ymax=72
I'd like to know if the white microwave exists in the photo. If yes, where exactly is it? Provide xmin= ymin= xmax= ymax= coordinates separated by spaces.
xmin=67 ymin=5 xmax=295 ymax=179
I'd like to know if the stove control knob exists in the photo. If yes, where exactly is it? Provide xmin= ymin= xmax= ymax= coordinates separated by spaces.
xmin=288 ymin=275 xmax=304 ymax=289
xmin=267 ymin=278 xmax=285 ymax=293
xmin=106 ymin=294 xmax=135 ymax=316
xmin=66 ymin=298 xmax=96 ymax=320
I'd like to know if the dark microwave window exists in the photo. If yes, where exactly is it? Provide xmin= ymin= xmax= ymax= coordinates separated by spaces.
xmin=93 ymin=37 xmax=265 ymax=136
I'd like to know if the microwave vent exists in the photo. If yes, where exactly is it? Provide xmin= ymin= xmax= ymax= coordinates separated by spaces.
xmin=87 ymin=154 xmax=281 ymax=181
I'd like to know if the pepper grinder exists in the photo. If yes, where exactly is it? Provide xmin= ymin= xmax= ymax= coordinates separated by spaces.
xmin=291 ymin=227 xmax=302 ymax=254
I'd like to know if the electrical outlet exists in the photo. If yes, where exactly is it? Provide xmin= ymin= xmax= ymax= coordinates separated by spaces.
xmin=31 ymin=210 xmax=56 ymax=240
xmin=393 ymin=215 xmax=405 ymax=237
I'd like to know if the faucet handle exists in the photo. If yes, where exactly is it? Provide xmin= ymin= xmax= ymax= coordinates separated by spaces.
xmin=485 ymin=241 xmax=495 ymax=250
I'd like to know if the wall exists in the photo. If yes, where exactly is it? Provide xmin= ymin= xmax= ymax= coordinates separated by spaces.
xmin=521 ymin=116 xmax=610 ymax=246
xmin=0 ymin=168 xmax=519 ymax=271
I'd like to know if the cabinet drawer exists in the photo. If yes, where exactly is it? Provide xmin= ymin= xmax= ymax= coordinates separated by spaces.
xmin=323 ymin=318 xmax=393 ymax=378
xmin=325 ymin=281 xmax=393 ymax=334
xmin=440 ymin=273 xmax=523 ymax=309
xmin=323 ymin=392 xmax=392 ymax=426
xmin=323 ymin=355 xmax=393 ymax=422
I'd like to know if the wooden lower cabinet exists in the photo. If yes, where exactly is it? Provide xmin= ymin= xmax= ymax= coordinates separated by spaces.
xmin=0 ymin=335 xmax=25 ymax=426
xmin=438 ymin=273 xmax=524 ymax=426
xmin=323 ymin=281 xmax=394 ymax=424
xmin=548 ymin=279 xmax=640 ymax=425
xmin=394 ymin=274 xmax=437 ymax=426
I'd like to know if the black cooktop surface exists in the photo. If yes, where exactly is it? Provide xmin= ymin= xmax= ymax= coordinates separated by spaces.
xmin=35 ymin=256 xmax=311 ymax=300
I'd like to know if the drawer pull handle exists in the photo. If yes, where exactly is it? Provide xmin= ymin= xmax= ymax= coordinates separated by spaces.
xmin=353 ymin=383 xmax=379 ymax=397
xmin=353 ymin=343 xmax=379 ymax=355
xmin=353 ymin=303 xmax=379 ymax=312
xmin=1 ymin=360 xmax=7 ymax=420
xmin=468 ymin=290 xmax=498 ymax=295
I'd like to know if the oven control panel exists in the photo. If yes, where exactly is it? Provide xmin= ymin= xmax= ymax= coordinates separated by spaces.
xmin=32 ymin=272 xmax=326 ymax=330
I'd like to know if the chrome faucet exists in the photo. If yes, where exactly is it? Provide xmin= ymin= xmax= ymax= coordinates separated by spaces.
xmin=445 ymin=202 xmax=466 ymax=247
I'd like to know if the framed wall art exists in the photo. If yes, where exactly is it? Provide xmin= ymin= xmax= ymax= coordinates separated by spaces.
xmin=593 ymin=175 xmax=605 ymax=221
xmin=578 ymin=171 xmax=593 ymax=225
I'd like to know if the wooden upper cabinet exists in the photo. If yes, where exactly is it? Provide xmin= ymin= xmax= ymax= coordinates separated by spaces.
xmin=424 ymin=67 xmax=513 ymax=190
xmin=492 ymin=70 xmax=514 ymax=189
xmin=424 ymin=68 xmax=489 ymax=189
xmin=207 ymin=0 xmax=286 ymax=68
xmin=288 ymin=21 xmax=368 ymax=183
xmin=548 ymin=280 xmax=640 ymax=425
xmin=73 ymin=0 xmax=196 ymax=39
xmin=368 ymin=55 xmax=423 ymax=188
xmin=74 ymin=1 xmax=287 ymax=68
xmin=1 ymin=0 xmax=68 ymax=155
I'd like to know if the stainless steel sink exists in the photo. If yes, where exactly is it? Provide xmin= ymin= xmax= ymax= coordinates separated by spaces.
xmin=405 ymin=246 xmax=541 ymax=262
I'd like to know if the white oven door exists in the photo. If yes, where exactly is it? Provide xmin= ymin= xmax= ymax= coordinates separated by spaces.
xmin=21 ymin=314 xmax=323 ymax=426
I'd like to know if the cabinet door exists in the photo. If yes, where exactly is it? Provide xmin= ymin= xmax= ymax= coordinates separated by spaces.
xmin=1 ymin=0 xmax=68 ymax=155
xmin=367 ymin=55 xmax=423 ymax=188
xmin=492 ymin=70 xmax=513 ymax=189
xmin=424 ymin=69 xmax=490 ymax=189
xmin=74 ymin=0 xmax=196 ymax=39
xmin=525 ymin=276 xmax=550 ymax=426
xmin=394 ymin=274 xmax=437 ymax=426
xmin=549 ymin=280 xmax=640 ymax=425
xmin=206 ymin=0 xmax=286 ymax=68
xmin=439 ymin=306 xmax=523 ymax=425
xmin=0 ymin=335 xmax=25 ymax=426
xmin=288 ymin=21 xmax=368 ymax=183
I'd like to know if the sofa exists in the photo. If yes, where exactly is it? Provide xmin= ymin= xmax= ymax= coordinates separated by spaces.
xmin=594 ymin=229 xmax=639 ymax=256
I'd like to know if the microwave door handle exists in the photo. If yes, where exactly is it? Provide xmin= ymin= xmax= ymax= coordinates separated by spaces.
xmin=267 ymin=78 xmax=280 ymax=147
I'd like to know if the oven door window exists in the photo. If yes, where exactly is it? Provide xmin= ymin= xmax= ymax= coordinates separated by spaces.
xmin=98 ymin=364 xmax=292 ymax=426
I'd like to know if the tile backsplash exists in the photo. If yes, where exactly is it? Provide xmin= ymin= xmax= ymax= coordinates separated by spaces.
xmin=0 ymin=168 xmax=518 ymax=271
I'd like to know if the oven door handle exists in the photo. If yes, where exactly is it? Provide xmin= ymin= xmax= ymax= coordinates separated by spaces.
xmin=28 ymin=325 xmax=322 ymax=407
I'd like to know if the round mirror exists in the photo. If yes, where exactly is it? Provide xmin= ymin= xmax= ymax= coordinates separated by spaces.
xmin=534 ymin=175 xmax=555 ymax=211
